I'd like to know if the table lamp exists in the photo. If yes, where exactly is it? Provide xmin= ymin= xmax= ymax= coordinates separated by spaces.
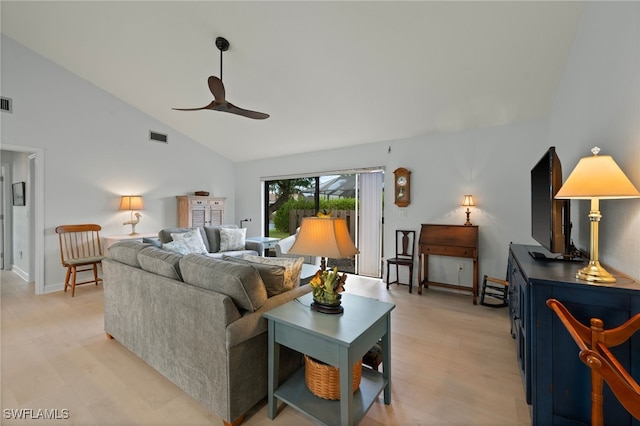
xmin=461 ymin=195 xmax=476 ymax=226
xmin=555 ymin=147 xmax=640 ymax=283
xmin=288 ymin=216 xmax=360 ymax=313
xmin=119 ymin=195 xmax=145 ymax=236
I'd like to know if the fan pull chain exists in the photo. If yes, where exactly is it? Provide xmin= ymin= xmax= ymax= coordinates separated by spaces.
xmin=220 ymin=48 xmax=223 ymax=82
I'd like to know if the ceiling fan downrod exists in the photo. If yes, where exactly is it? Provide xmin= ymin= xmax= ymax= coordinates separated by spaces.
xmin=215 ymin=36 xmax=229 ymax=82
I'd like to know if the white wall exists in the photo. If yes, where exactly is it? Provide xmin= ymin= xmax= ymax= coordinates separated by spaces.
xmin=237 ymin=1 xmax=640 ymax=284
xmin=236 ymin=119 xmax=550 ymax=285
xmin=548 ymin=1 xmax=640 ymax=280
xmin=1 ymin=35 xmax=237 ymax=292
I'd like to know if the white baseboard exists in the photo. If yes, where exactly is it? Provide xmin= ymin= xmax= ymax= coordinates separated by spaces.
xmin=43 ymin=282 xmax=65 ymax=293
xmin=11 ymin=265 xmax=30 ymax=282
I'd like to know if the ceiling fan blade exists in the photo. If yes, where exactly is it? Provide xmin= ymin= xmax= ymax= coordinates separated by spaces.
xmin=208 ymin=76 xmax=225 ymax=102
xmin=225 ymin=102 xmax=270 ymax=120
xmin=172 ymin=101 xmax=217 ymax=111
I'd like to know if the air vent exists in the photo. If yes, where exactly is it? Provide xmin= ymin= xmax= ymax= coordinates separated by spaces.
xmin=1 ymin=97 xmax=13 ymax=113
xmin=149 ymin=131 xmax=168 ymax=144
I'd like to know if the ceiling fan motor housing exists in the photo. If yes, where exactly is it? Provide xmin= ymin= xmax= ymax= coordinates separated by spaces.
xmin=215 ymin=37 xmax=229 ymax=52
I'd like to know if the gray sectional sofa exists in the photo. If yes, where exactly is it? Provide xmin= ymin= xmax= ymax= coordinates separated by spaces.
xmin=103 ymin=240 xmax=311 ymax=425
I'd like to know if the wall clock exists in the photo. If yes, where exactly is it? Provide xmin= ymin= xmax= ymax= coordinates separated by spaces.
xmin=393 ymin=167 xmax=411 ymax=207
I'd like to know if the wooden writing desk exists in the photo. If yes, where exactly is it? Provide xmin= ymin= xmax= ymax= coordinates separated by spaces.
xmin=418 ymin=224 xmax=479 ymax=304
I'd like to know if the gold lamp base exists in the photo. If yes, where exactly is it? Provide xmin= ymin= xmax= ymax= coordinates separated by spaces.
xmin=576 ymin=260 xmax=616 ymax=284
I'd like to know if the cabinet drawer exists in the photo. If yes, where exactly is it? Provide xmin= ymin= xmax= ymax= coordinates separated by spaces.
xmin=423 ymin=245 xmax=476 ymax=258
xmin=190 ymin=198 xmax=208 ymax=206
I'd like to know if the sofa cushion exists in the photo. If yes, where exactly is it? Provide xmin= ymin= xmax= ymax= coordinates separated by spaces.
xmin=241 ymin=255 xmax=304 ymax=291
xmin=203 ymin=225 xmax=240 ymax=253
xmin=222 ymin=255 xmax=287 ymax=297
xmin=219 ymin=227 xmax=247 ymax=252
xmin=158 ymin=228 xmax=210 ymax=252
xmin=108 ymin=241 xmax=151 ymax=268
xmin=179 ymin=254 xmax=268 ymax=312
xmin=137 ymin=247 xmax=183 ymax=281
xmin=170 ymin=229 xmax=208 ymax=254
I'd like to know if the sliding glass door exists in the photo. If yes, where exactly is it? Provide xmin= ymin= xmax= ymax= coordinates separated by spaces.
xmin=263 ymin=169 xmax=383 ymax=277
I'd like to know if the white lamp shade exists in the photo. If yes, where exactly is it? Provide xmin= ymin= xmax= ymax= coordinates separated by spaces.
xmin=460 ymin=195 xmax=476 ymax=207
xmin=288 ymin=217 xmax=359 ymax=259
xmin=555 ymin=152 xmax=640 ymax=199
xmin=119 ymin=195 xmax=145 ymax=210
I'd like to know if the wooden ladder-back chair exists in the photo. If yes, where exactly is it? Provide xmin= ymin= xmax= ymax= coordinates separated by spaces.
xmin=386 ymin=230 xmax=416 ymax=293
xmin=547 ymin=298 xmax=640 ymax=425
xmin=56 ymin=224 xmax=105 ymax=297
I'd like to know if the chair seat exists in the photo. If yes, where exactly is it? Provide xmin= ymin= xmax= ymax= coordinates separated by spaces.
xmin=387 ymin=257 xmax=413 ymax=265
xmin=66 ymin=256 xmax=106 ymax=266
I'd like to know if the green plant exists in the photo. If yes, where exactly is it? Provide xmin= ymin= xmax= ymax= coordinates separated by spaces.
xmin=273 ymin=197 xmax=358 ymax=233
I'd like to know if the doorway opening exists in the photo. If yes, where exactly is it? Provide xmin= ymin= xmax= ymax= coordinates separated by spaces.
xmin=1 ymin=144 xmax=44 ymax=294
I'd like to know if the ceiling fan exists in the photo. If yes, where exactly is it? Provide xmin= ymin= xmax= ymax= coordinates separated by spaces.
xmin=173 ymin=37 xmax=269 ymax=120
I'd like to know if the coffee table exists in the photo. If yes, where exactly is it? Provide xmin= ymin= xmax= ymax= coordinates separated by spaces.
xmin=264 ymin=292 xmax=395 ymax=426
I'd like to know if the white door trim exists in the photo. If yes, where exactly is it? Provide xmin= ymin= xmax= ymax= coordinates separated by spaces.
xmin=2 ymin=144 xmax=44 ymax=294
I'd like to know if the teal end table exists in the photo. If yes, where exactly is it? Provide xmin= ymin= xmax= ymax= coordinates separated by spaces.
xmin=264 ymin=292 xmax=395 ymax=426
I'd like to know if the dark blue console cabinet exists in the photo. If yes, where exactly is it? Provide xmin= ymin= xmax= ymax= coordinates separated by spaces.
xmin=508 ymin=244 xmax=640 ymax=425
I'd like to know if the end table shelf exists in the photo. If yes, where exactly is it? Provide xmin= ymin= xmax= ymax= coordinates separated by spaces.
xmin=275 ymin=368 xmax=386 ymax=426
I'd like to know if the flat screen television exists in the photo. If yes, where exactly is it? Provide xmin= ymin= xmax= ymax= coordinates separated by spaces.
xmin=530 ymin=147 xmax=575 ymax=260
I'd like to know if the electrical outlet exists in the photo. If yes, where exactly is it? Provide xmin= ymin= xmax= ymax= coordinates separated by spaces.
xmin=399 ymin=209 xmax=407 ymax=219
xmin=457 ymin=262 xmax=464 ymax=271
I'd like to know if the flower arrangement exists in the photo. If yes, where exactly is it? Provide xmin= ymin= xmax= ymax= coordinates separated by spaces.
xmin=309 ymin=267 xmax=347 ymax=305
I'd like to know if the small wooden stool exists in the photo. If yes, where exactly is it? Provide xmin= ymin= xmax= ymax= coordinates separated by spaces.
xmin=479 ymin=275 xmax=509 ymax=308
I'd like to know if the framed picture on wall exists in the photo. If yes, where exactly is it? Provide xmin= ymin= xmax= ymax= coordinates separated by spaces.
xmin=12 ymin=182 xmax=25 ymax=206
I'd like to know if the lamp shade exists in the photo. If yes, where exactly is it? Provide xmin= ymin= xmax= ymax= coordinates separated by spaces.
xmin=460 ymin=195 xmax=476 ymax=207
xmin=119 ymin=195 xmax=145 ymax=210
xmin=288 ymin=217 xmax=360 ymax=259
xmin=555 ymin=148 xmax=640 ymax=200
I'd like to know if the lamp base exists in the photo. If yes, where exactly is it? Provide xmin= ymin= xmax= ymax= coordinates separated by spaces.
xmin=463 ymin=209 xmax=472 ymax=226
xmin=576 ymin=260 xmax=616 ymax=284
xmin=311 ymin=300 xmax=344 ymax=314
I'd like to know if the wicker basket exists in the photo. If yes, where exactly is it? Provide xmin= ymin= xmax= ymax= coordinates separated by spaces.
xmin=304 ymin=355 xmax=362 ymax=400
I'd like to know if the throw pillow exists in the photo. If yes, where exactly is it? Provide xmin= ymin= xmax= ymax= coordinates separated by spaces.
xmin=162 ymin=241 xmax=191 ymax=255
xmin=222 ymin=255 xmax=286 ymax=297
xmin=219 ymin=227 xmax=247 ymax=252
xmin=170 ymin=229 xmax=208 ymax=254
xmin=242 ymin=254 xmax=304 ymax=291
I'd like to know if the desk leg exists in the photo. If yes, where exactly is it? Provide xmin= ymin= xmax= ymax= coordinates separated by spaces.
xmin=418 ymin=253 xmax=428 ymax=295
xmin=382 ymin=316 xmax=392 ymax=404
xmin=267 ymin=321 xmax=280 ymax=419
xmin=472 ymin=259 xmax=478 ymax=305
xmin=339 ymin=348 xmax=354 ymax=426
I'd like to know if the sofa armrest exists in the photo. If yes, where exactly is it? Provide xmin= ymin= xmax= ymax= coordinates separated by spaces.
xmin=244 ymin=239 xmax=264 ymax=254
xmin=226 ymin=284 xmax=312 ymax=348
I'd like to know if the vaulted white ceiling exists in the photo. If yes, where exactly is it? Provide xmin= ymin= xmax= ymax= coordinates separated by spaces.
xmin=1 ymin=1 xmax=584 ymax=162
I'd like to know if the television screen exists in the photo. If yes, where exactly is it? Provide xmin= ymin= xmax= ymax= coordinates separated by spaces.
xmin=531 ymin=147 xmax=569 ymax=256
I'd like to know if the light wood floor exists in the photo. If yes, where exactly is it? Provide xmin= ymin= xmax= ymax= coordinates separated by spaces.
xmin=1 ymin=270 xmax=530 ymax=425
